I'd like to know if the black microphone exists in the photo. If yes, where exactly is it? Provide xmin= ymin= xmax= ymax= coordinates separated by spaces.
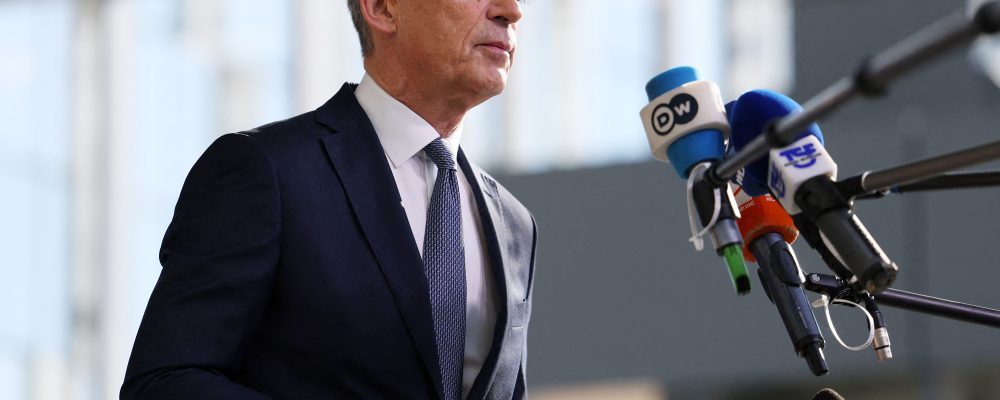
xmin=750 ymin=232 xmax=829 ymax=376
xmin=728 ymin=90 xmax=898 ymax=293
xmin=640 ymin=66 xmax=750 ymax=294
xmin=811 ymin=388 xmax=846 ymax=400
xmin=732 ymin=187 xmax=828 ymax=376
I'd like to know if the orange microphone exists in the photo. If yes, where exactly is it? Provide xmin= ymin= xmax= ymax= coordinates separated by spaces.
xmin=731 ymin=184 xmax=799 ymax=262
xmin=731 ymin=180 xmax=827 ymax=376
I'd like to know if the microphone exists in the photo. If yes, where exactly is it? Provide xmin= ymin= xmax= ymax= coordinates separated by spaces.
xmin=731 ymin=187 xmax=797 ymax=262
xmin=732 ymin=185 xmax=828 ymax=376
xmin=640 ymin=66 xmax=749 ymax=295
xmin=728 ymin=90 xmax=898 ymax=293
xmin=728 ymin=90 xmax=824 ymax=197
xmin=811 ymin=388 xmax=846 ymax=400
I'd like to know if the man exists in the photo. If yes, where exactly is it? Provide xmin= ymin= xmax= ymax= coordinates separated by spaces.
xmin=120 ymin=0 xmax=536 ymax=399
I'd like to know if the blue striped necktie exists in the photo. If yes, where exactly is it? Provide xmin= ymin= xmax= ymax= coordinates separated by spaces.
xmin=422 ymin=138 xmax=466 ymax=400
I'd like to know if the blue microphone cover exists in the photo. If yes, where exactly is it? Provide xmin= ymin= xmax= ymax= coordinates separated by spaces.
xmin=724 ymin=100 xmax=736 ymax=160
xmin=729 ymin=90 xmax=824 ymax=196
xmin=645 ymin=66 xmax=699 ymax=101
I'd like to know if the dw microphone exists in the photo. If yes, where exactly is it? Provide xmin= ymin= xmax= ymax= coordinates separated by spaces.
xmin=640 ymin=66 xmax=750 ymax=294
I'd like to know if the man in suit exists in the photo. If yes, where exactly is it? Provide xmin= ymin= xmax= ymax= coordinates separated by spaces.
xmin=121 ymin=0 xmax=536 ymax=398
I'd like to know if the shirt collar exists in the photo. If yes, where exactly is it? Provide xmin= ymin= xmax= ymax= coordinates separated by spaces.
xmin=355 ymin=74 xmax=463 ymax=168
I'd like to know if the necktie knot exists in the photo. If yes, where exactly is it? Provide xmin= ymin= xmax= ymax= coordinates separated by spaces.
xmin=424 ymin=138 xmax=455 ymax=171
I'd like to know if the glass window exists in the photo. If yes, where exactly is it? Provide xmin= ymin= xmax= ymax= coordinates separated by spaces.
xmin=0 ymin=1 xmax=795 ymax=398
xmin=0 ymin=1 xmax=73 ymax=398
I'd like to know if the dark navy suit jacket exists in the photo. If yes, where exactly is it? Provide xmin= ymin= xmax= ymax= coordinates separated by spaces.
xmin=121 ymin=84 xmax=537 ymax=399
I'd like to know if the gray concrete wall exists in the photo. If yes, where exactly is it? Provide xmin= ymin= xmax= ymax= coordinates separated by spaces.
xmin=505 ymin=1 xmax=1000 ymax=398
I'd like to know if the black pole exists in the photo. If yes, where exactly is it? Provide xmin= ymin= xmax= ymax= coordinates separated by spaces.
xmin=838 ymin=141 xmax=1000 ymax=199
xmin=894 ymin=171 xmax=1000 ymax=192
xmin=860 ymin=141 xmax=1000 ymax=192
xmin=853 ymin=171 xmax=1000 ymax=199
xmin=875 ymin=289 xmax=1000 ymax=329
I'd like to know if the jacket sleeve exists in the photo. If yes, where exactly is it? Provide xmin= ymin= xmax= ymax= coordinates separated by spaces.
xmin=121 ymin=133 xmax=281 ymax=399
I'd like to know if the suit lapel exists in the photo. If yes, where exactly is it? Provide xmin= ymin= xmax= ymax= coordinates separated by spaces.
xmin=458 ymin=149 xmax=511 ymax=399
xmin=315 ymin=84 xmax=444 ymax=399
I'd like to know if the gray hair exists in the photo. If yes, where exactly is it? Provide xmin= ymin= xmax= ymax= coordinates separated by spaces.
xmin=346 ymin=0 xmax=374 ymax=57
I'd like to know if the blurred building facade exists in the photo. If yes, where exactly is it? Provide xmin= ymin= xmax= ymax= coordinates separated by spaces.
xmin=506 ymin=1 xmax=1000 ymax=400
xmin=5 ymin=0 xmax=999 ymax=400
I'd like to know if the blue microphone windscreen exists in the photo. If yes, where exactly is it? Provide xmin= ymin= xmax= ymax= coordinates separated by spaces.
xmin=645 ymin=66 xmax=699 ymax=101
xmin=724 ymin=100 xmax=736 ymax=158
xmin=724 ymin=100 xmax=736 ymax=123
xmin=730 ymin=90 xmax=824 ymax=196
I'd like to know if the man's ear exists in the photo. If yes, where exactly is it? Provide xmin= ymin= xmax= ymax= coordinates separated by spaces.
xmin=360 ymin=0 xmax=398 ymax=35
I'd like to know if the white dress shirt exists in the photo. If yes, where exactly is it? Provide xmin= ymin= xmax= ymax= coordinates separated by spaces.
xmin=354 ymin=74 xmax=496 ymax=399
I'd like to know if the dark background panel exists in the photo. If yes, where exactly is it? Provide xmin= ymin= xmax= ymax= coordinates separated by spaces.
xmin=503 ymin=0 xmax=1000 ymax=397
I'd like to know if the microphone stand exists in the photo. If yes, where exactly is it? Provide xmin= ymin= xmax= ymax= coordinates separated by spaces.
xmin=804 ymin=272 xmax=1000 ymax=329
xmin=838 ymin=141 xmax=1000 ymax=199
xmin=806 ymin=158 xmax=1000 ymax=327
xmin=672 ymin=0 xmax=1000 ymax=379
xmin=796 ymin=209 xmax=1000 ymax=329
xmin=854 ymin=171 xmax=1000 ymax=199
xmin=786 ymin=140 xmax=1000 ymax=290
xmin=705 ymin=0 xmax=1000 ymax=187
xmin=784 ymin=158 xmax=1000 ymax=371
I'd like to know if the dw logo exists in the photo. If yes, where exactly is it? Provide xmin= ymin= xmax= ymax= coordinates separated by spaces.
xmin=650 ymin=93 xmax=699 ymax=136
xmin=778 ymin=143 xmax=819 ymax=169
xmin=769 ymin=163 xmax=786 ymax=198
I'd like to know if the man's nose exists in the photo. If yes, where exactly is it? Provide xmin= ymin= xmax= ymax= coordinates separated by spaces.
xmin=488 ymin=0 xmax=522 ymax=25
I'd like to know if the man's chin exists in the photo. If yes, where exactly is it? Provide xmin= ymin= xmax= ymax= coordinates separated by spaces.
xmin=478 ymin=70 xmax=509 ymax=95
xmin=453 ymin=69 xmax=509 ymax=103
